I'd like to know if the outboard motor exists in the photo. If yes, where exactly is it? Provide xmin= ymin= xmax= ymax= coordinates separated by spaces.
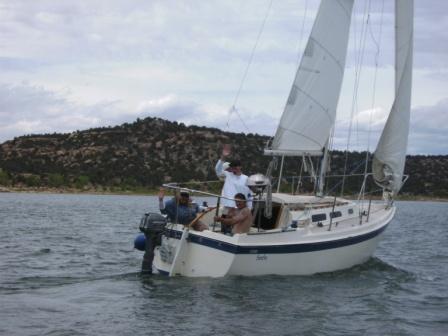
xmin=246 ymin=173 xmax=270 ymax=195
xmin=137 ymin=212 xmax=168 ymax=273
xmin=246 ymin=173 xmax=273 ymax=228
xmin=139 ymin=212 xmax=167 ymax=234
xmin=136 ymin=212 xmax=167 ymax=250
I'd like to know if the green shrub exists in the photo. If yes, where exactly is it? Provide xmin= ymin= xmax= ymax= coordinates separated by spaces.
xmin=48 ymin=173 xmax=64 ymax=187
xmin=0 ymin=169 xmax=11 ymax=186
xmin=75 ymin=175 xmax=90 ymax=189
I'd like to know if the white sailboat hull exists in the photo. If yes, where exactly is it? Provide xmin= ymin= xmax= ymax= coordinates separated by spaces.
xmin=153 ymin=202 xmax=394 ymax=277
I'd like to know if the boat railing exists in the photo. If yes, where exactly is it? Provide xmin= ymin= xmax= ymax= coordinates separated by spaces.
xmin=162 ymin=182 xmax=262 ymax=205
xmin=162 ymin=171 xmax=394 ymax=231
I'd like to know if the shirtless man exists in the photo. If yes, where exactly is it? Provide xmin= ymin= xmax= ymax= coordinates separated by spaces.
xmin=214 ymin=193 xmax=252 ymax=234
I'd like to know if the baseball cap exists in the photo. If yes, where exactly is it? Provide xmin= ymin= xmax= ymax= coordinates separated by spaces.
xmin=229 ymin=159 xmax=242 ymax=168
xmin=179 ymin=188 xmax=190 ymax=197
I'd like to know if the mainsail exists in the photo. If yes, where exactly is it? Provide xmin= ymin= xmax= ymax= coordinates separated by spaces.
xmin=265 ymin=0 xmax=355 ymax=156
xmin=373 ymin=0 xmax=413 ymax=194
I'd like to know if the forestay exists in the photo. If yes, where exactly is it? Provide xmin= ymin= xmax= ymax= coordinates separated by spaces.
xmin=265 ymin=0 xmax=354 ymax=157
xmin=373 ymin=0 xmax=413 ymax=194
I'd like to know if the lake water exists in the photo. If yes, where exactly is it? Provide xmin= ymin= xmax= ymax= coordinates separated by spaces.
xmin=0 ymin=193 xmax=447 ymax=336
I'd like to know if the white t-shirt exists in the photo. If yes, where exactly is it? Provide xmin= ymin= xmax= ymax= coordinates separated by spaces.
xmin=215 ymin=160 xmax=252 ymax=208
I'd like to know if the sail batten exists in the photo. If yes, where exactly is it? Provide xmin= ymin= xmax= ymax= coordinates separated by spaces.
xmin=373 ymin=0 xmax=413 ymax=194
xmin=308 ymin=38 xmax=346 ymax=73
xmin=268 ymin=0 xmax=355 ymax=156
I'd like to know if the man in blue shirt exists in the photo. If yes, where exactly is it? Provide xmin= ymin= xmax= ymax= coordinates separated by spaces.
xmin=158 ymin=188 xmax=207 ymax=231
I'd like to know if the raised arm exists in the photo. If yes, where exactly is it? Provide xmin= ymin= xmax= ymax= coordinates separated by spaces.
xmin=215 ymin=159 xmax=225 ymax=177
xmin=215 ymin=144 xmax=231 ymax=177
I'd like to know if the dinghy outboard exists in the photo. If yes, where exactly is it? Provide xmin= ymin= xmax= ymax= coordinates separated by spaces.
xmin=136 ymin=212 xmax=168 ymax=273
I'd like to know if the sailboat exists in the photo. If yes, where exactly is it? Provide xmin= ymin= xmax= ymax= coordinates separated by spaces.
xmin=144 ymin=0 xmax=413 ymax=277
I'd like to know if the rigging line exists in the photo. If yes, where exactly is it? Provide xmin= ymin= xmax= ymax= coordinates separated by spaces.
xmin=228 ymin=105 xmax=250 ymax=132
xmin=296 ymin=0 xmax=309 ymax=68
xmin=342 ymin=0 xmax=367 ymax=184
xmin=295 ymin=156 xmax=304 ymax=194
xmin=341 ymin=0 xmax=371 ymax=195
xmin=352 ymin=1 xmax=358 ymax=71
xmin=344 ymin=1 xmax=368 ymax=157
xmin=326 ymin=159 xmax=368 ymax=197
xmin=364 ymin=0 xmax=385 ymax=176
xmin=354 ymin=1 xmax=370 ymax=135
xmin=226 ymin=0 xmax=274 ymax=131
xmin=354 ymin=0 xmax=372 ymax=145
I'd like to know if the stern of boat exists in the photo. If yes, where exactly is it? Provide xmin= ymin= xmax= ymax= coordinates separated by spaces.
xmin=153 ymin=225 xmax=237 ymax=277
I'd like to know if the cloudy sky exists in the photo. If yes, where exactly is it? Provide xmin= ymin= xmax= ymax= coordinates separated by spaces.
xmin=0 ymin=0 xmax=447 ymax=154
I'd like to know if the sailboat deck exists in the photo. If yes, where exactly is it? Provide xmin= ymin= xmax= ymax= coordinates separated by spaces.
xmin=271 ymin=193 xmax=351 ymax=210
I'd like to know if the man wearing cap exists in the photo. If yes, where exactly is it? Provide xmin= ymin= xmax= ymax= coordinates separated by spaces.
xmin=158 ymin=188 xmax=207 ymax=231
xmin=215 ymin=146 xmax=252 ymax=214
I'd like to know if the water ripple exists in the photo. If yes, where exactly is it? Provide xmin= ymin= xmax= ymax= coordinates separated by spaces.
xmin=1 ymin=194 xmax=447 ymax=336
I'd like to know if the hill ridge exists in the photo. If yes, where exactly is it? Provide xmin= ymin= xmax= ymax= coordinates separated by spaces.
xmin=0 ymin=116 xmax=447 ymax=197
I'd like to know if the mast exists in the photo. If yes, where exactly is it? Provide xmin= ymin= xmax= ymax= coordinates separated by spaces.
xmin=276 ymin=155 xmax=285 ymax=193
xmin=317 ymin=141 xmax=329 ymax=196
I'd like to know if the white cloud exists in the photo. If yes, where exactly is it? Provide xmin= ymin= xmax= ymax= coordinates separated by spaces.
xmin=0 ymin=83 xmax=111 ymax=140
xmin=0 ymin=0 xmax=446 ymax=155
xmin=0 ymin=83 xmax=277 ymax=143
xmin=332 ymin=99 xmax=448 ymax=155
xmin=1 ymin=82 xmax=446 ymax=155
xmin=137 ymin=94 xmax=278 ymax=136
xmin=408 ymin=98 xmax=448 ymax=154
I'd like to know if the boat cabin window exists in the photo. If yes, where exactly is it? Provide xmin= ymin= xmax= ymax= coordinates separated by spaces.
xmin=311 ymin=213 xmax=327 ymax=222
xmin=330 ymin=211 xmax=342 ymax=218
xmin=348 ymin=208 xmax=354 ymax=214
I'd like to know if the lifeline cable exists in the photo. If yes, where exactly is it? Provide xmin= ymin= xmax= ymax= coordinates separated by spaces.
xmin=225 ymin=0 xmax=274 ymax=132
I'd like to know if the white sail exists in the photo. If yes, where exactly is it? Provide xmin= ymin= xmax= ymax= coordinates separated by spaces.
xmin=265 ymin=0 xmax=354 ymax=157
xmin=373 ymin=0 xmax=413 ymax=194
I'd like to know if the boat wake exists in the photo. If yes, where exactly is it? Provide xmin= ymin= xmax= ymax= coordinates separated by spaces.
xmin=312 ymin=256 xmax=415 ymax=282
xmin=1 ymin=271 xmax=144 ymax=293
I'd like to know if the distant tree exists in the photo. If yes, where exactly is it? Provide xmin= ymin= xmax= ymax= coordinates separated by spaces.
xmin=0 ymin=169 xmax=11 ymax=186
xmin=24 ymin=175 xmax=41 ymax=187
xmin=123 ymin=177 xmax=137 ymax=187
xmin=0 ymin=115 xmax=447 ymax=197
xmin=48 ymin=173 xmax=65 ymax=188
xmin=75 ymin=175 xmax=90 ymax=189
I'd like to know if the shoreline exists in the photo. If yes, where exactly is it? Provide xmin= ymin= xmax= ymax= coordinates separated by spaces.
xmin=0 ymin=186 xmax=158 ymax=196
xmin=1 ymin=186 xmax=447 ymax=202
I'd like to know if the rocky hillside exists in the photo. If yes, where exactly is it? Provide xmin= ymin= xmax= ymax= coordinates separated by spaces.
xmin=0 ymin=117 xmax=269 ymax=190
xmin=0 ymin=116 xmax=447 ymax=197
